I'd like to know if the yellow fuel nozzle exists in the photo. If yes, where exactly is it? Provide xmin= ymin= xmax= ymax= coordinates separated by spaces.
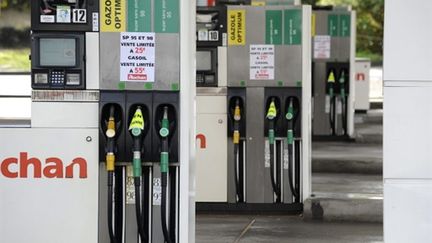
xmin=266 ymin=99 xmax=277 ymax=120
xmin=106 ymin=152 xmax=115 ymax=172
xmin=233 ymin=99 xmax=241 ymax=144
xmin=106 ymin=105 xmax=116 ymax=138
xmin=234 ymin=100 xmax=241 ymax=122
xmin=327 ymin=71 xmax=336 ymax=84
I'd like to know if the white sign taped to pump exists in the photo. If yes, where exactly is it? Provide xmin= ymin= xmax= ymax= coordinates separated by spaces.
xmin=120 ymin=32 xmax=155 ymax=82
xmin=250 ymin=45 xmax=275 ymax=80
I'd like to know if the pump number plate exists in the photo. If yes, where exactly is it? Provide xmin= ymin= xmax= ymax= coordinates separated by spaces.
xmin=72 ymin=9 xmax=87 ymax=23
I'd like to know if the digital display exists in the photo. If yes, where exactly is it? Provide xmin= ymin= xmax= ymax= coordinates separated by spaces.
xmin=39 ymin=38 xmax=76 ymax=67
xmin=196 ymin=51 xmax=212 ymax=71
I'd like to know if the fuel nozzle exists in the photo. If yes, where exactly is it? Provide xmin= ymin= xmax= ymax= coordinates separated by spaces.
xmin=233 ymin=99 xmax=241 ymax=145
xmin=266 ymin=98 xmax=277 ymax=144
xmin=159 ymin=106 xmax=170 ymax=174
xmin=339 ymin=70 xmax=346 ymax=102
xmin=327 ymin=70 xmax=336 ymax=98
xmin=285 ymin=98 xmax=294 ymax=145
xmin=106 ymin=105 xmax=117 ymax=172
xmin=129 ymin=106 xmax=145 ymax=178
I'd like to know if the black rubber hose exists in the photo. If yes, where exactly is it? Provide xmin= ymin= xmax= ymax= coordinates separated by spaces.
xmin=341 ymin=97 xmax=347 ymax=135
xmin=233 ymin=143 xmax=243 ymax=202
xmin=269 ymin=142 xmax=281 ymax=202
xmin=107 ymin=172 xmax=117 ymax=243
xmin=287 ymin=143 xmax=299 ymax=199
xmin=329 ymin=96 xmax=336 ymax=135
xmin=161 ymin=173 xmax=173 ymax=243
xmin=134 ymin=178 xmax=148 ymax=242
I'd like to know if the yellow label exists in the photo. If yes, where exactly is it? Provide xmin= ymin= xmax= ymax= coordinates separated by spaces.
xmin=129 ymin=108 xmax=144 ymax=130
xmin=311 ymin=13 xmax=316 ymax=37
xmin=251 ymin=1 xmax=266 ymax=6
xmin=228 ymin=10 xmax=246 ymax=46
xmin=327 ymin=71 xmax=336 ymax=83
xmin=266 ymin=101 xmax=277 ymax=119
xmin=101 ymin=0 xmax=126 ymax=32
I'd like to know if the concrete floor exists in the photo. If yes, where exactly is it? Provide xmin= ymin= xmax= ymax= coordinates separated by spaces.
xmin=196 ymin=214 xmax=383 ymax=243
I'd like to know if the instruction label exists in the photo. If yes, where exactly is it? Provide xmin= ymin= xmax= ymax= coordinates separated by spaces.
xmin=154 ymin=0 xmax=179 ymax=33
xmin=56 ymin=5 xmax=71 ymax=23
xmin=250 ymin=45 xmax=275 ymax=80
xmin=153 ymin=178 xmax=162 ymax=206
xmin=125 ymin=166 xmax=135 ymax=204
xmin=264 ymin=140 xmax=270 ymax=168
xmin=284 ymin=9 xmax=302 ymax=45
xmin=120 ymin=32 xmax=155 ymax=82
xmin=128 ymin=0 xmax=151 ymax=32
xmin=101 ymin=0 xmax=126 ymax=32
xmin=228 ymin=10 xmax=246 ymax=46
xmin=266 ymin=10 xmax=282 ymax=45
xmin=313 ymin=35 xmax=331 ymax=59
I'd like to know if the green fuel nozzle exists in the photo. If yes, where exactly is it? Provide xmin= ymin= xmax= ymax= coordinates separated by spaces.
xmin=286 ymin=98 xmax=294 ymax=145
xmin=339 ymin=70 xmax=346 ymax=102
xmin=160 ymin=106 xmax=170 ymax=174
xmin=129 ymin=106 xmax=145 ymax=178
xmin=266 ymin=98 xmax=277 ymax=144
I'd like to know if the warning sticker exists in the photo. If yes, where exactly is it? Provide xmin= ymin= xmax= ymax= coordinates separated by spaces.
xmin=250 ymin=45 xmax=275 ymax=80
xmin=101 ymin=0 xmax=126 ymax=32
xmin=120 ymin=32 xmax=155 ymax=82
xmin=313 ymin=35 xmax=331 ymax=59
xmin=228 ymin=10 xmax=246 ymax=46
xmin=56 ymin=5 xmax=71 ymax=23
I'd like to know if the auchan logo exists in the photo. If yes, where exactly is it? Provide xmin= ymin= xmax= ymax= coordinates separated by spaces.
xmin=0 ymin=152 xmax=88 ymax=179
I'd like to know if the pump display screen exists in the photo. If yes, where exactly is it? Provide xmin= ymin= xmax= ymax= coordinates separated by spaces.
xmin=39 ymin=38 xmax=76 ymax=67
xmin=196 ymin=51 xmax=212 ymax=71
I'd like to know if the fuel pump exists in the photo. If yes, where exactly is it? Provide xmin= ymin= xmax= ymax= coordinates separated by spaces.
xmin=311 ymin=7 xmax=356 ymax=139
xmin=266 ymin=98 xmax=281 ymax=202
xmin=128 ymin=106 xmax=148 ymax=242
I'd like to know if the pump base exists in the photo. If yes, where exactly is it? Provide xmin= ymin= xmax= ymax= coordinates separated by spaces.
xmin=313 ymin=135 xmax=355 ymax=142
xmin=196 ymin=203 xmax=303 ymax=215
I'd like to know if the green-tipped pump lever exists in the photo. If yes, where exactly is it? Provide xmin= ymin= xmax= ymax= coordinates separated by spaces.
xmin=285 ymin=98 xmax=299 ymax=200
xmin=159 ymin=106 xmax=173 ymax=243
xmin=266 ymin=98 xmax=281 ymax=202
xmin=128 ymin=106 xmax=147 ymax=242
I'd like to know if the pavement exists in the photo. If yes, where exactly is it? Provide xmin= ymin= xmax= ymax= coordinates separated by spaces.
xmin=196 ymin=215 xmax=383 ymax=243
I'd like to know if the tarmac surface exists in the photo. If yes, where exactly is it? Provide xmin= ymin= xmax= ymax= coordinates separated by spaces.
xmin=196 ymin=214 xmax=383 ymax=243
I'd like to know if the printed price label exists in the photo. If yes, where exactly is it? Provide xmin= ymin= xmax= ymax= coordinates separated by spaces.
xmin=120 ymin=32 xmax=155 ymax=82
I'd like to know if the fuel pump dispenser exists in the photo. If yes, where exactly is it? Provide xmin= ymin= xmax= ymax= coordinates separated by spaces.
xmin=98 ymin=0 xmax=194 ymax=242
xmin=311 ymin=7 xmax=356 ymax=139
xmin=197 ymin=4 xmax=311 ymax=213
xmin=1 ymin=0 xmax=194 ymax=242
